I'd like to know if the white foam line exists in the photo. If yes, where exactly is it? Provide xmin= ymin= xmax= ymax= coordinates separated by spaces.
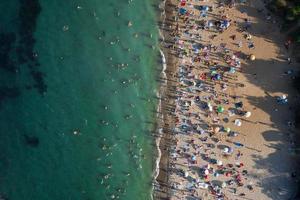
xmin=151 ymin=0 xmax=168 ymax=199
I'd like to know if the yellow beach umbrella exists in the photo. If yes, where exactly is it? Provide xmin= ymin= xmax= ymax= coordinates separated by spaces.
xmin=250 ymin=54 xmax=255 ymax=61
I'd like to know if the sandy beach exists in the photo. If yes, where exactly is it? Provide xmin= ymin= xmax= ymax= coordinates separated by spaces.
xmin=155 ymin=0 xmax=300 ymax=199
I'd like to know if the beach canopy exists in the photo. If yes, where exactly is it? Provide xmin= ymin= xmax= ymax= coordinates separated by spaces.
xmin=179 ymin=8 xmax=187 ymax=15
xmin=217 ymin=106 xmax=224 ymax=113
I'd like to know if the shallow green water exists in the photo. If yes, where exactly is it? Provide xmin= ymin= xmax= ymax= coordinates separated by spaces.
xmin=0 ymin=0 xmax=160 ymax=199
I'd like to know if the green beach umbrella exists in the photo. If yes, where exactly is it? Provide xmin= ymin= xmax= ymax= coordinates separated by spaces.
xmin=217 ymin=106 xmax=224 ymax=113
xmin=224 ymin=127 xmax=231 ymax=133
xmin=211 ymin=70 xmax=217 ymax=75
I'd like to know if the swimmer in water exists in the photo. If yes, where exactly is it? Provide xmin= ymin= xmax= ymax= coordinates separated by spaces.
xmin=128 ymin=21 xmax=132 ymax=27
xmin=62 ymin=25 xmax=69 ymax=31
xmin=104 ymin=174 xmax=109 ymax=179
xmin=130 ymin=103 xmax=135 ymax=108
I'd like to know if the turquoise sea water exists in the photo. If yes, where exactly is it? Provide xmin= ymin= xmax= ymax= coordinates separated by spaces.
xmin=0 ymin=0 xmax=160 ymax=199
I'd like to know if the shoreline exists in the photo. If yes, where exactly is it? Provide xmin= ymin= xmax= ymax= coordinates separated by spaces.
xmin=153 ymin=0 xmax=299 ymax=199
xmin=154 ymin=0 xmax=179 ymax=198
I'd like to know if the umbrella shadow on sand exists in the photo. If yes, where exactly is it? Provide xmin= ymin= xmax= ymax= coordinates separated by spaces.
xmin=230 ymin=2 xmax=300 ymax=198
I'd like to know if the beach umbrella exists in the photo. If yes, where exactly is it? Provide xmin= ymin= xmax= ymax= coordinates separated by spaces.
xmin=180 ymin=0 xmax=186 ymax=6
xmin=223 ymin=147 xmax=229 ymax=153
xmin=202 ymin=6 xmax=209 ymax=11
xmin=184 ymin=171 xmax=189 ymax=177
xmin=208 ymin=21 xmax=214 ymax=27
xmin=217 ymin=106 xmax=224 ymax=113
xmin=229 ymin=67 xmax=236 ymax=73
xmin=204 ymin=169 xmax=209 ymax=175
xmin=250 ymin=54 xmax=256 ymax=61
xmin=217 ymin=160 xmax=223 ymax=166
xmin=221 ymin=20 xmax=230 ymax=29
xmin=224 ymin=127 xmax=231 ymax=133
xmin=234 ymin=119 xmax=242 ymax=126
xmin=191 ymin=155 xmax=196 ymax=161
xmin=215 ymin=74 xmax=221 ymax=80
xmin=246 ymin=34 xmax=252 ymax=40
xmin=245 ymin=111 xmax=251 ymax=118
xmin=221 ymin=182 xmax=227 ymax=188
xmin=179 ymin=8 xmax=187 ymax=15
xmin=211 ymin=70 xmax=217 ymax=75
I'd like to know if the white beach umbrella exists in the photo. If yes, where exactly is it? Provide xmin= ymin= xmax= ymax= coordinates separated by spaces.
xmin=234 ymin=119 xmax=242 ymax=126
xmin=250 ymin=54 xmax=256 ymax=61
xmin=245 ymin=111 xmax=251 ymax=118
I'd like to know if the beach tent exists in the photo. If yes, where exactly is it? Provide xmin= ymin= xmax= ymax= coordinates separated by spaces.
xmin=179 ymin=8 xmax=187 ymax=15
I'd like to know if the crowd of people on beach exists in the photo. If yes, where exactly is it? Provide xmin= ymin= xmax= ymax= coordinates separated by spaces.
xmin=159 ymin=0 xmax=295 ymax=199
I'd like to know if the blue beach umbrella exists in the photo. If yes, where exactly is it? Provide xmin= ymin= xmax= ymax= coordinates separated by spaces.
xmin=199 ymin=5 xmax=209 ymax=11
xmin=179 ymin=8 xmax=187 ymax=15
xmin=215 ymin=74 xmax=221 ymax=80
xmin=229 ymin=67 xmax=236 ymax=73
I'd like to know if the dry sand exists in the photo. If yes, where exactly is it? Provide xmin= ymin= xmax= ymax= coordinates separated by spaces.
xmin=155 ymin=0 xmax=299 ymax=200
